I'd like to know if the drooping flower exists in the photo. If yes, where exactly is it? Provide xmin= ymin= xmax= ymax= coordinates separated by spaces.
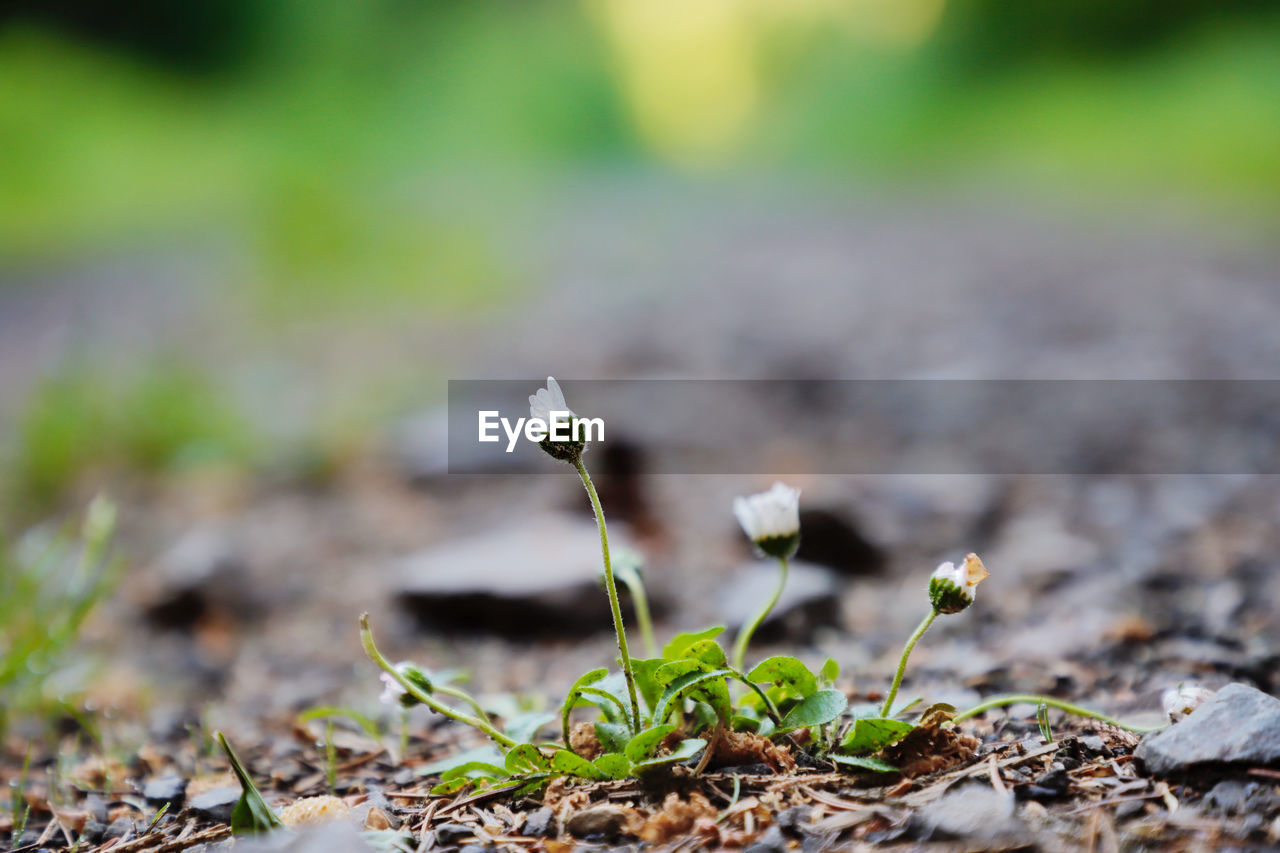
xmin=928 ymin=553 xmax=990 ymax=614
xmin=733 ymin=482 xmax=802 ymax=559
xmin=380 ymin=661 xmax=431 ymax=708
xmin=1161 ymin=683 xmax=1215 ymax=721
xmin=528 ymin=376 xmax=587 ymax=462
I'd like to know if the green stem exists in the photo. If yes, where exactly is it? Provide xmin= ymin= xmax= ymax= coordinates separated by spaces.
xmin=627 ymin=575 xmax=658 ymax=658
xmin=732 ymin=556 xmax=789 ymax=671
xmin=951 ymin=694 xmax=1163 ymax=733
xmin=435 ymin=684 xmax=494 ymax=725
xmin=727 ymin=667 xmax=784 ymax=724
xmin=360 ymin=614 xmax=515 ymax=748
xmin=880 ymin=608 xmax=938 ymax=717
xmin=573 ymin=459 xmax=642 ymax=733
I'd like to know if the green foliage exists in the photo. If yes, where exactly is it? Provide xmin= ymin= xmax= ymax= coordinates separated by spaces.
xmin=838 ymin=718 xmax=916 ymax=755
xmin=0 ymin=496 xmax=118 ymax=740
xmin=216 ymin=732 xmax=284 ymax=835
xmin=7 ymin=365 xmax=257 ymax=517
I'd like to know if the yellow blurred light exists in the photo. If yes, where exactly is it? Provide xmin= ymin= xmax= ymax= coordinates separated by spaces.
xmin=588 ymin=0 xmax=949 ymax=165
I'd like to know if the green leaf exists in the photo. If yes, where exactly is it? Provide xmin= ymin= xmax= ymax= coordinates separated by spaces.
xmin=430 ymin=777 xmax=472 ymax=795
xmin=776 ymin=689 xmax=847 ymax=732
xmin=594 ymin=722 xmax=631 ymax=754
xmin=215 ymin=732 xmax=283 ymax=835
xmin=747 ymin=656 xmax=818 ymax=699
xmin=820 ymin=657 xmax=840 ymax=685
xmin=624 ymin=724 xmax=677 ymax=763
xmin=418 ymin=745 xmax=504 ymax=776
xmin=632 ymin=738 xmax=707 ymax=773
xmin=663 ymin=627 xmax=725 ymax=660
xmin=682 ymin=639 xmax=727 ymax=668
xmin=839 ymin=718 xmax=915 ymax=755
xmin=296 ymin=706 xmax=383 ymax=743
xmin=592 ymin=753 xmax=632 ymax=780
xmin=439 ymin=761 xmax=509 ymax=781
xmin=830 ymin=755 xmax=900 ymax=774
xmin=505 ymin=711 xmax=556 ymax=744
xmin=551 ymin=749 xmax=605 ymax=780
xmin=629 ymin=658 xmax=666 ymax=718
xmin=560 ymin=668 xmax=609 ymax=747
xmin=653 ymin=668 xmax=733 ymax=723
xmin=504 ymin=744 xmax=550 ymax=775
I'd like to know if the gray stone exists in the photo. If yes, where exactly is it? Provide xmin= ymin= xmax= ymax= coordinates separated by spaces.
xmin=915 ymin=784 xmax=1025 ymax=842
xmin=793 ymin=507 xmax=884 ymax=576
xmin=521 ymin=806 xmax=557 ymax=838
xmin=143 ymin=774 xmax=187 ymax=808
xmin=1204 ymin=780 xmax=1280 ymax=818
xmin=743 ymin=824 xmax=788 ymax=853
xmin=719 ymin=561 xmax=839 ymax=642
xmin=187 ymin=786 xmax=240 ymax=823
xmin=566 ymin=805 xmax=631 ymax=840
xmin=105 ymin=816 xmax=135 ymax=841
xmin=140 ymin=527 xmax=258 ymax=629
xmin=433 ymin=823 xmax=475 ymax=845
xmin=1135 ymin=683 xmax=1280 ymax=776
xmin=396 ymin=516 xmax=636 ymax=636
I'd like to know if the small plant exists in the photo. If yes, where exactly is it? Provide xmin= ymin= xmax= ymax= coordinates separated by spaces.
xmin=0 ymin=496 xmax=118 ymax=741
xmin=358 ymin=377 xmax=1163 ymax=796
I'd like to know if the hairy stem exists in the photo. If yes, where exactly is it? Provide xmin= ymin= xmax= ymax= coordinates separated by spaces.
xmin=951 ymin=694 xmax=1163 ymax=733
xmin=731 ymin=556 xmax=789 ymax=671
xmin=574 ymin=459 xmax=642 ymax=733
xmin=360 ymin=614 xmax=515 ymax=748
xmin=880 ymin=608 xmax=938 ymax=717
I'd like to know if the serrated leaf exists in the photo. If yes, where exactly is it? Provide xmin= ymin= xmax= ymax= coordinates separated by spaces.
xmin=592 ymin=753 xmax=632 ymax=779
xmin=839 ymin=718 xmax=915 ymax=755
xmin=663 ymin=627 xmax=725 ymax=661
xmin=551 ymin=749 xmax=604 ymax=779
xmin=747 ymin=656 xmax=819 ymax=699
xmin=505 ymin=744 xmax=550 ymax=775
xmin=595 ymin=721 xmax=630 ymax=754
xmin=216 ymin=732 xmax=283 ymax=835
xmin=632 ymin=738 xmax=707 ymax=773
xmin=624 ymin=724 xmax=677 ymax=763
xmin=776 ymin=689 xmax=847 ymax=732
xmin=830 ymin=754 xmax=900 ymax=774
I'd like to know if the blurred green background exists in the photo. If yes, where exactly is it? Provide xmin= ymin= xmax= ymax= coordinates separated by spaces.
xmin=2 ymin=0 xmax=1280 ymax=519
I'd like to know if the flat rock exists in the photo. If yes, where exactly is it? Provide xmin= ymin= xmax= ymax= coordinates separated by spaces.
xmin=396 ymin=516 xmax=636 ymax=636
xmin=143 ymin=774 xmax=187 ymax=808
xmin=186 ymin=786 xmax=240 ymax=823
xmin=913 ymin=784 xmax=1025 ymax=842
xmin=1135 ymin=683 xmax=1280 ymax=777
xmin=566 ymin=805 xmax=632 ymax=840
xmin=794 ymin=507 xmax=885 ymax=576
xmin=139 ymin=527 xmax=258 ymax=629
xmin=719 ymin=561 xmax=839 ymax=642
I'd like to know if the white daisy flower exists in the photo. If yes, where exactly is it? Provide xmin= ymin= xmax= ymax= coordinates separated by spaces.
xmin=528 ymin=376 xmax=587 ymax=462
xmin=733 ymin=482 xmax=801 ymax=559
xmin=929 ymin=553 xmax=990 ymax=614
xmin=1161 ymin=684 xmax=1215 ymax=722
xmin=529 ymin=376 xmax=574 ymax=426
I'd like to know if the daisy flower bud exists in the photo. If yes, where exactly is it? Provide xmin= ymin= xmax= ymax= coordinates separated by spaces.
xmin=380 ymin=661 xmax=432 ymax=708
xmin=733 ymin=482 xmax=802 ymax=559
xmin=528 ymin=376 xmax=587 ymax=463
xmin=1162 ymin=683 xmax=1215 ymax=721
xmin=928 ymin=553 xmax=989 ymax=614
